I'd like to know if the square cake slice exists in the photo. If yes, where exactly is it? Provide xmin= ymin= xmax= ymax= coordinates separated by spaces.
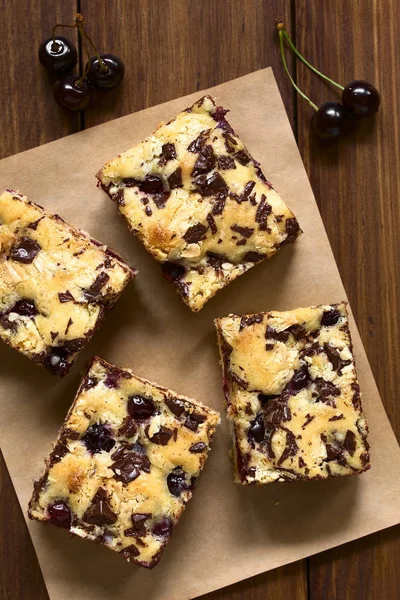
xmin=215 ymin=303 xmax=370 ymax=484
xmin=28 ymin=357 xmax=220 ymax=568
xmin=97 ymin=96 xmax=301 ymax=311
xmin=0 ymin=190 xmax=136 ymax=376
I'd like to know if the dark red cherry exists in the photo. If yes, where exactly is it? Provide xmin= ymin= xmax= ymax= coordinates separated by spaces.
xmin=312 ymin=102 xmax=346 ymax=139
xmin=48 ymin=501 xmax=71 ymax=528
xmin=86 ymin=54 xmax=125 ymax=89
xmin=128 ymin=395 xmax=155 ymax=420
xmin=342 ymin=80 xmax=380 ymax=118
xmin=38 ymin=37 xmax=77 ymax=77
xmin=82 ymin=423 xmax=115 ymax=454
xmin=53 ymin=74 xmax=92 ymax=111
xmin=167 ymin=468 xmax=191 ymax=496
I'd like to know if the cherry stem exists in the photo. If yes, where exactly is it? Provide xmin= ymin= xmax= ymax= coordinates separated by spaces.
xmin=75 ymin=14 xmax=107 ymax=73
xmin=278 ymin=21 xmax=344 ymax=92
xmin=278 ymin=25 xmax=318 ymax=111
xmin=51 ymin=23 xmax=76 ymax=50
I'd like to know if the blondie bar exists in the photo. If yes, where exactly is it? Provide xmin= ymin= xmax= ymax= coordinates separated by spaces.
xmin=28 ymin=357 xmax=220 ymax=567
xmin=0 ymin=191 xmax=135 ymax=376
xmin=97 ymin=96 xmax=301 ymax=311
xmin=215 ymin=303 xmax=370 ymax=484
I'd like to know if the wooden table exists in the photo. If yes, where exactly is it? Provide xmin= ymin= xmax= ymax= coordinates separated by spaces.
xmin=0 ymin=1 xmax=399 ymax=598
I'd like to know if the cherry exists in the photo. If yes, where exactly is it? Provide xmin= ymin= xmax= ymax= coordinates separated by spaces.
xmin=312 ymin=102 xmax=346 ymax=139
xmin=48 ymin=501 xmax=71 ymax=528
xmin=342 ymin=80 xmax=380 ymax=118
xmin=38 ymin=36 xmax=77 ymax=77
xmin=128 ymin=395 xmax=155 ymax=420
xmin=53 ymin=74 xmax=92 ymax=111
xmin=86 ymin=54 xmax=125 ymax=89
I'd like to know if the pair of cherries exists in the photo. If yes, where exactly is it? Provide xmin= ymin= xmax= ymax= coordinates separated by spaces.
xmin=277 ymin=20 xmax=380 ymax=139
xmin=39 ymin=14 xmax=124 ymax=111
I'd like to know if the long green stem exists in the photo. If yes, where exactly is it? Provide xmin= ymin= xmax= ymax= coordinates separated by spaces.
xmin=282 ymin=30 xmax=344 ymax=91
xmin=278 ymin=29 xmax=318 ymax=111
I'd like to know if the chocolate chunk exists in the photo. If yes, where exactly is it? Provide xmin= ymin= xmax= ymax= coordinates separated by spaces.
xmin=207 ymin=252 xmax=229 ymax=268
xmin=314 ymin=379 xmax=341 ymax=406
xmin=27 ymin=217 xmax=44 ymax=230
xmin=321 ymin=309 xmax=341 ymax=327
xmin=82 ymin=423 xmax=115 ymax=454
xmin=288 ymin=369 xmax=310 ymax=394
xmin=165 ymin=397 xmax=186 ymax=417
xmin=152 ymin=517 xmax=173 ymax=537
xmin=161 ymin=261 xmax=186 ymax=283
xmin=242 ymin=181 xmax=256 ymax=199
xmin=124 ymin=513 xmax=151 ymax=536
xmin=343 ymin=430 xmax=356 ymax=456
xmin=284 ymin=218 xmax=300 ymax=242
xmin=287 ymin=324 xmax=306 ymax=339
xmin=0 ymin=315 xmax=17 ymax=332
xmin=243 ymin=251 xmax=266 ymax=263
xmin=239 ymin=314 xmax=263 ymax=330
xmin=254 ymin=162 xmax=273 ymax=187
xmin=58 ymin=291 xmax=75 ymax=303
xmin=139 ymin=175 xmax=164 ymax=194
xmin=265 ymin=343 xmax=274 ymax=351
xmin=187 ymin=129 xmax=211 ymax=152
xmin=329 ymin=414 xmax=344 ymax=421
xmin=211 ymin=193 xmax=227 ymax=215
xmin=248 ymin=415 xmax=265 ymax=443
xmin=10 ymin=299 xmax=38 ymax=317
xmin=148 ymin=426 xmax=174 ymax=445
xmin=189 ymin=442 xmax=207 ymax=453
xmin=183 ymin=223 xmax=208 ymax=244
xmin=230 ymin=225 xmax=254 ymax=238
xmin=84 ymin=272 xmax=110 ymax=301
xmin=10 ymin=237 xmax=41 ymax=263
xmin=360 ymin=452 xmax=370 ymax=467
xmin=168 ymin=167 xmax=183 ymax=189
xmin=167 ymin=467 xmax=192 ymax=496
xmin=325 ymin=443 xmax=342 ymax=461
xmin=213 ymin=109 xmax=234 ymax=133
xmin=255 ymin=195 xmax=272 ymax=229
xmin=192 ymin=145 xmax=216 ymax=177
xmin=83 ymin=488 xmax=117 ymax=526
xmin=159 ymin=142 xmax=176 ymax=164
xmin=217 ymin=155 xmax=236 ymax=170
xmin=51 ymin=439 xmax=69 ymax=463
xmin=194 ymin=172 xmax=228 ymax=196
xmin=103 ymin=364 xmax=132 ymax=388
xmin=222 ymin=132 xmax=237 ymax=153
xmin=302 ymin=414 xmax=315 ymax=429
xmin=112 ymin=450 xmax=149 ymax=484
xmin=351 ymin=382 xmax=362 ymax=410
xmin=265 ymin=325 xmax=289 ymax=343
xmin=118 ymin=417 xmax=138 ymax=438
xmin=324 ymin=343 xmax=342 ymax=371
xmin=64 ymin=318 xmax=73 ymax=335
xmin=121 ymin=544 xmax=140 ymax=559
xmin=298 ymin=456 xmax=306 ymax=468
xmin=145 ymin=205 xmax=152 ymax=216
xmin=236 ymin=239 xmax=246 ymax=246
xmin=206 ymin=213 xmax=218 ymax=234
xmin=61 ymin=337 xmax=86 ymax=353
xmin=128 ymin=395 xmax=155 ymax=421
xmin=152 ymin=191 xmax=170 ymax=208
xmin=277 ymin=429 xmax=298 ymax=466
xmin=265 ymin=396 xmax=291 ymax=425
xmin=184 ymin=412 xmax=206 ymax=432
xmin=229 ymin=372 xmax=248 ymax=389
xmin=235 ymin=150 xmax=251 ymax=165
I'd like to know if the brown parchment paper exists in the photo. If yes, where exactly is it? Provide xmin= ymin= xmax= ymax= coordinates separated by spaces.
xmin=0 ymin=68 xmax=399 ymax=600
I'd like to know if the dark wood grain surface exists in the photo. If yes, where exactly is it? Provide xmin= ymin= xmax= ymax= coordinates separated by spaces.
xmin=0 ymin=1 xmax=398 ymax=599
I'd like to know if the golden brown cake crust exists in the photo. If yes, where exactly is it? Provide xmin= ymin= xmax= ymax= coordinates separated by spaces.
xmin=215 ymin=303 xmax=370 ymax=484
xmin=97 ymin=96 xmax=301 ymax=311
xmin=28 ymin=357 xmax=220 ymax=568
xmin=0 ymin=191 xmax=136 ymax=375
